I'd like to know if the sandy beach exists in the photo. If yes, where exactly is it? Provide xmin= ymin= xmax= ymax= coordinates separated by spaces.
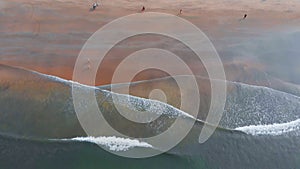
xmin=1 ymin=1 xmax=300 ymax=168
xmin=1 ymin=0 xmax=300 ymax=85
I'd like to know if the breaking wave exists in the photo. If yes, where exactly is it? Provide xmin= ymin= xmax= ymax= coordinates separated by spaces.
xmin=220 ymin=81 xmax=300 ymax=130
xmin=235 ymin=118 xmax=300 ymax=136
xmin=62 ymin=136 xmax=153 ymax=152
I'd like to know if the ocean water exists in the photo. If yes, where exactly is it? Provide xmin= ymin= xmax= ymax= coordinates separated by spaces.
xmin=1 ymin=126 xmax=300 ymax=169
xmin=1 ymin=65 xmax=300 ymax=169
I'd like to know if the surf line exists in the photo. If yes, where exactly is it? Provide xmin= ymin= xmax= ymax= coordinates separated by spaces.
xmin=235 ymin=119 xmax=300 ymax=136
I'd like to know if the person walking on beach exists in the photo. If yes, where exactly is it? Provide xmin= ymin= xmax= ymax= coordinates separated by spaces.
xmin=92 ymin=2 xmax=99 ymax=10
xmin=239 ymin=13 xmax=248 ymax=21
xmin=141 ymin=6 xmax=145 ymax=12
xmin=178 ymin=9 xmax=183 ymax=15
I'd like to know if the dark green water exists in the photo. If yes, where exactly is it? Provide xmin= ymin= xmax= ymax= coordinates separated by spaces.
xmin=1 ymin=65 xmax=300 ymax=169
xmin=1 ymin=125 xmax=300 ymax=169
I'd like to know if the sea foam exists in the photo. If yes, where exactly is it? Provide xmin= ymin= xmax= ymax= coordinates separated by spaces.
xmin=69 ymin=136 xmax=153 ymax=151
xmin=235 ymin=119 xmax=300 ymax=136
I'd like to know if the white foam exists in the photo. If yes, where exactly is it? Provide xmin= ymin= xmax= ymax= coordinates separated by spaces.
xmin=35 ymin=69 xmax=196 ymax=121
xmin=235 ymin=119 xmax=300 ymax=136
xmin=69 ymin=136 xmax=153 ymax=151
xmin=111 ymin=92 xmax=195 ymax=119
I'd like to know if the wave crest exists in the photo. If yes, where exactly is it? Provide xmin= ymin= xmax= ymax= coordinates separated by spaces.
xmin=235 ymin=119 xmax=300 ymax=136
xmin=67 ymin=136 xmax=153 ymax=152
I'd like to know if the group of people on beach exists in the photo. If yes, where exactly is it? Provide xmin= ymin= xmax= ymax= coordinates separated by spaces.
xmin=90 ymin=2 xmax=183 ymax=15
xmin=90 ymin=2 xmax=247 ymax=20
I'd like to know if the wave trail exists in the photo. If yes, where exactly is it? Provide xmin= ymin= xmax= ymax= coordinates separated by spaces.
xmin=235 ymin=119 xmax=300 ymax=136
xmin=63 ymin=136 xmax=153 ymax=152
